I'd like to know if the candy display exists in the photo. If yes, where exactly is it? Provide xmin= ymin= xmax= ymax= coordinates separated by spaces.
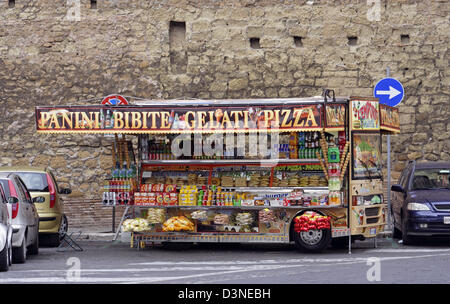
xmin=162 ymin=216 xmax=195 ymax=232
xmin=293 ymin=212 xmax=331 ymax=233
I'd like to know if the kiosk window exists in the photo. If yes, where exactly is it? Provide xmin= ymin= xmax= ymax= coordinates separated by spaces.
xmin=352 ymin=133 xmax=382 ymax=180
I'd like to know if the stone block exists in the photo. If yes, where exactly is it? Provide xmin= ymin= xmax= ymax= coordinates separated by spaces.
xmin=407 ymin=151 xmax=423 ymax=160
xmin=412 ymin=132 xmax=428 ymax=143
xmin=228 ymin=78 xmax=249 ymax=91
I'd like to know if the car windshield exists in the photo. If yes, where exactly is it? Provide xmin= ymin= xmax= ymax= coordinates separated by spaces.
xmin=15 ymin=172 xmax=49 ymax=192
xmin=412 ymin=168 xmax=450 ymax=190
xmin=0 ymin=179 xmax=10 ymax=198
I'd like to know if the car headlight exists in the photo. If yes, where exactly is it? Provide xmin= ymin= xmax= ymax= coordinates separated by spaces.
xmin=407 ymin=203 xmax=431 ymax=211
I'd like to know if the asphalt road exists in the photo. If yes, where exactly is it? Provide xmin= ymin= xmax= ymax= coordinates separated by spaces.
xmin=0 ymin=238 xmax=449 ymax=285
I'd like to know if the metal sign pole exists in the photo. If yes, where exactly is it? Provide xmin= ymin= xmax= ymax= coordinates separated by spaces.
xmin=112 ymin=206 xmax=116 ymax=233
xmin=386 ymin=67 xmax=392 ymax=233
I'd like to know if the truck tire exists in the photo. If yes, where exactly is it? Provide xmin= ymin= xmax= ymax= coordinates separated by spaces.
xmin=293 ymin=228 xmax=332 ymax=253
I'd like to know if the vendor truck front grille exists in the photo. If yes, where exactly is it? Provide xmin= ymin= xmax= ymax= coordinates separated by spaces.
xmin=365 ymin=207 xmax=379 ymax=217
xmin=366 ymin=218 xmax=379 ymax=224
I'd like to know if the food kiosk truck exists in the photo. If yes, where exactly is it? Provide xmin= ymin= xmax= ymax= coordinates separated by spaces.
xmin=35 ymin=93 xmax=400 ymax=252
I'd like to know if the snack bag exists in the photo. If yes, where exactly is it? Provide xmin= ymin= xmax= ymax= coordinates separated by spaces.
xmin=163 ymin=193 xmax=170 ymax=206
xmin=169 ymin=193 xmax=178 ymax=205
xmin=148 ymin=193 xmax=156 ymax=205
xmin=156 ymin=193 xmax=164 ymax=205
xmin=164 ymin=184 xmax=177 ymax=193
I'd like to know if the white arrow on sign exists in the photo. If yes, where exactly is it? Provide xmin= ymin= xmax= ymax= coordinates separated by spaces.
xmin=376 ymin=86 xmax=401 ymax=99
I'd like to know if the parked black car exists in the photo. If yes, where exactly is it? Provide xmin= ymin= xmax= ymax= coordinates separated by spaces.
xmin=391 ymin=161 xmax=450 ymax=244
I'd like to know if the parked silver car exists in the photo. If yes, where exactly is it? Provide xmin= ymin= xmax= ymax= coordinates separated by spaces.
xmin=0 ymin=182 xmax=13 ymax=271
xmin=0 ymin=173 xmax=43 ymax=263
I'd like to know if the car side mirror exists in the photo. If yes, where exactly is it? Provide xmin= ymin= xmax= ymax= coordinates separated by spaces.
xmin=391 ymin=184 xmax=404 ymax=193
xmin=8 ymin=197 xmax=19 ymax=204
xmin=391 ymin=184 xmax=407 ymax=199
xmin=59 ymin=188 xmax=72 ymax=195
xmin=32 ymin=196 xmax=45 ymax=203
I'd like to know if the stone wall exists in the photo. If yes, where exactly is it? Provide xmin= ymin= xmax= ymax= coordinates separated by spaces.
xmin=0 ymin=0 xmax=448 ymax=229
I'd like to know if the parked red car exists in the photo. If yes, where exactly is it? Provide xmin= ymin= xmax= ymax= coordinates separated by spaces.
xmin=0 ymin=173 xmax=43 ymax=263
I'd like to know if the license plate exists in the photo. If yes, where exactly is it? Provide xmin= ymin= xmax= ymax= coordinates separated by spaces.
xmin=444 ymin=217 xmax=450 ymax=224
xmin=370 ymin=228 xmax=377 ymax=235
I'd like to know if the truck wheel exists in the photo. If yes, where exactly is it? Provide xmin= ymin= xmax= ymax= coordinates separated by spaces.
xmin=293 ymin=228 xmax=331 ymax=253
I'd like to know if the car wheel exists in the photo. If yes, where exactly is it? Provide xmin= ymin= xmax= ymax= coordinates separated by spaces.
xmin=8 ymin=239 xmax=12 ymax=266
xmin=12 ymin=236 xmax=27 ymax=264
xmin=59 ymin=214 xmax=68 ymax=241
xmin=401 ymin=215 xmax=415 ymax=245
xmin=0 ymin=243 xmax=9 ymax=272
xmin=28 ymin=229 xmax=39 ymax=255
xmin=391 ymin=209 xmax=402 ymax=239
xmin=391 ymin=212 xmax=402 ymax=239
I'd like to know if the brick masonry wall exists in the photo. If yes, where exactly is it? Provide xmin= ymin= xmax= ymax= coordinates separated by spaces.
xmin=0 ymin=0 xmax=448 ymax=230
xmin=62 ymin=199 xmax=127 ymax=231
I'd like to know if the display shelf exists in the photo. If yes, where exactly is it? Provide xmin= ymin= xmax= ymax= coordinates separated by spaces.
xmin=132 ymin=232 xmax=290 ymax=246
xmin=211 ymin=186 xmax=329 ymax=192
xmin=133 ymin=204 xmax=345 ymax=210
xmin=141 ymin=159 xmax=321 ymax=166
xmin=138 ymin=186 xmax=328 ymax=192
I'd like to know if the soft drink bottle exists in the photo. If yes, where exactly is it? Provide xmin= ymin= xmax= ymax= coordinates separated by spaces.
xmin=102 ymin=192 xmax=108 ymax=205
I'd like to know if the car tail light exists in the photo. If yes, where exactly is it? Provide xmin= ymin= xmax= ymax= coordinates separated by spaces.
xmin=8 ymin=180 xmax=19 ymax=219
xmin=46 ymin=174 xmax=56 ymax=208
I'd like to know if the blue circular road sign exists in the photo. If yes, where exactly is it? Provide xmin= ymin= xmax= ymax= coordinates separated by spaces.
xmin=374 ymin=78 xmax=404 ymax=107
